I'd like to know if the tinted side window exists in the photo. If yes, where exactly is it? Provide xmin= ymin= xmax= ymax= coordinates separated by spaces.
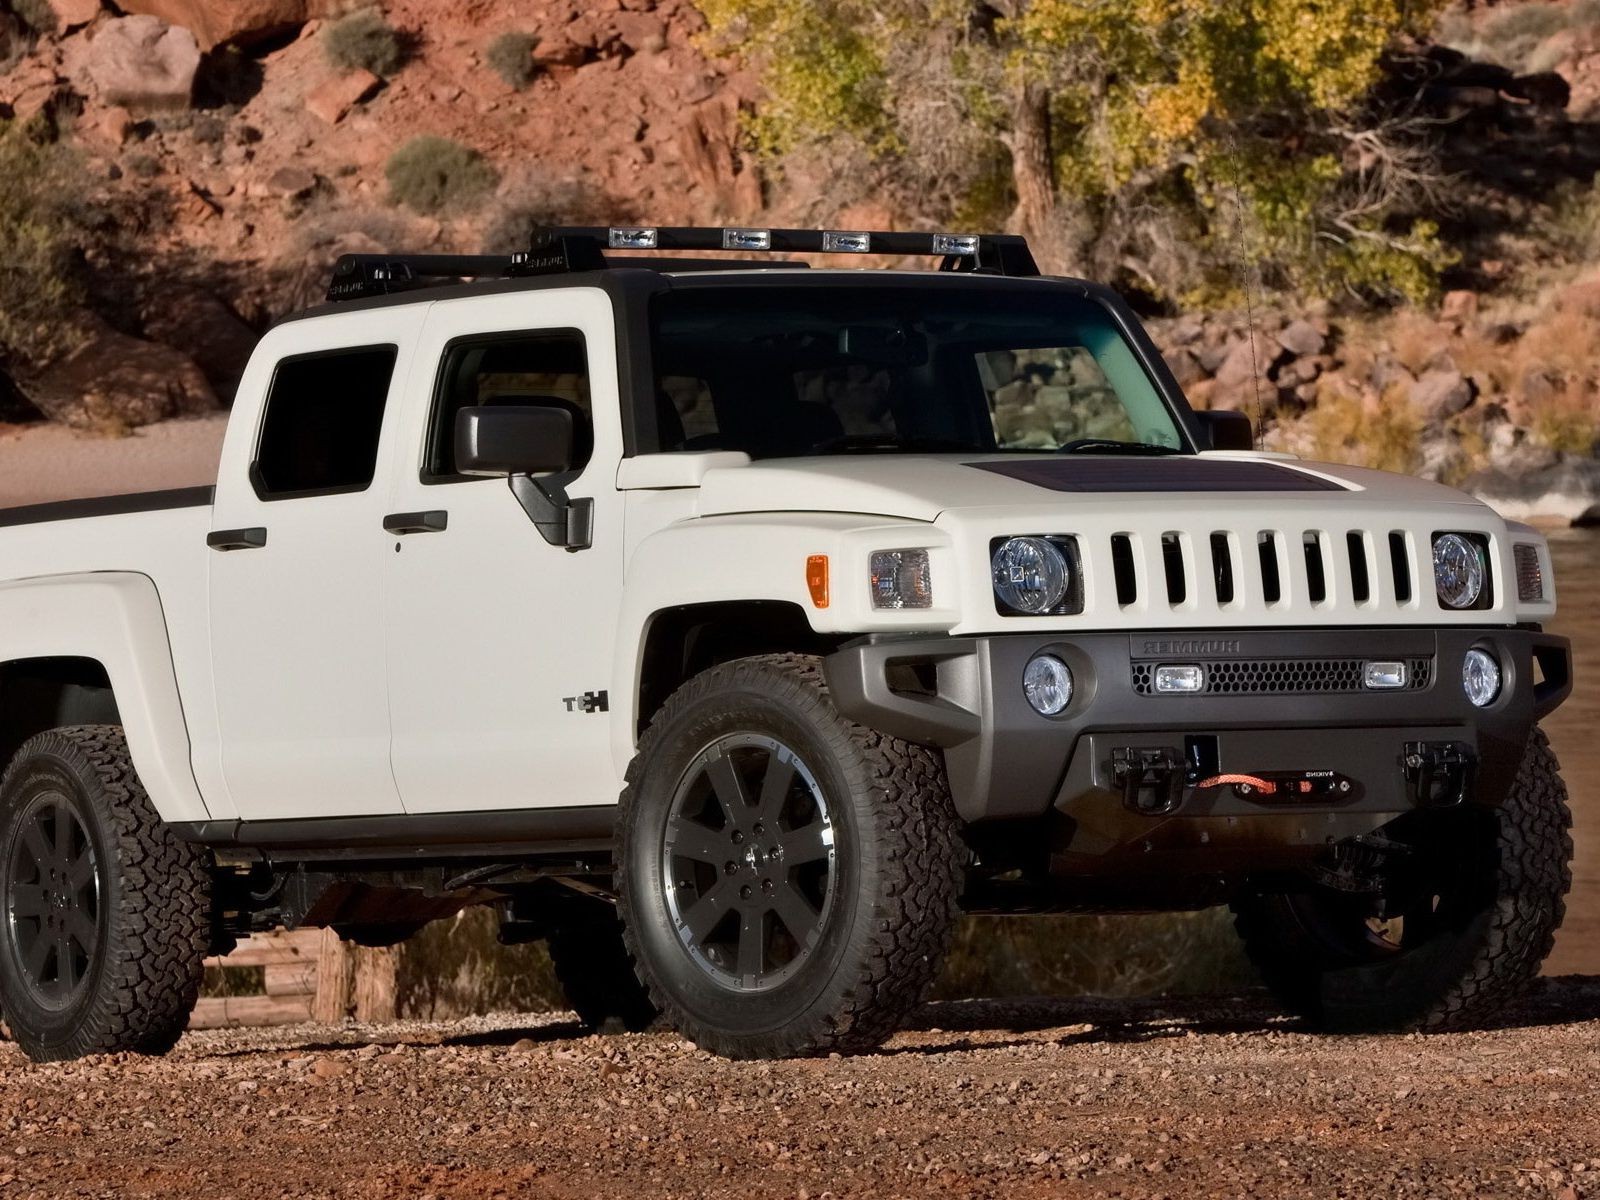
xmin=254 ymin=346 xmax=397 ymax=499
xmin=427 ymin=333 xmax=592 ymax=480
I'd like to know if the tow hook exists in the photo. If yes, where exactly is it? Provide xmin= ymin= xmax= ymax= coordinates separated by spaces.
xmin=1112 ymin=747 xmax=1185 ymax=815
xmin=1403 ymin=741 xmax=1476 ymax=808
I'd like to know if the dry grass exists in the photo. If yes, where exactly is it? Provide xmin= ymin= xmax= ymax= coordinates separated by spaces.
xmin=1299 ymin=378 xmax=1423 ymax=475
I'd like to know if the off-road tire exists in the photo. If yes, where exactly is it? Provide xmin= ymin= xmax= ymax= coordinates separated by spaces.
xmin=546 ymin=900 xmax=658 ymax=1033
xmin=616 ymin=654 xmax=963 ymax=1059
xmin=1233 ymin=726 xmax=1572 ymax=1032
xmin=0 ymin=726 xmax=212 ymax=1061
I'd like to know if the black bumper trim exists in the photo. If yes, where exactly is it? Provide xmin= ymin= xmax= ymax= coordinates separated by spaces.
xmin=825 ymin=627 xmax=1572 ymax=826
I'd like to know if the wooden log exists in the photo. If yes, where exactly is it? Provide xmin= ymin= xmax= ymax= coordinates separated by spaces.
xmin=264 ymin=962 xmax=318 ymax=998
xmin=206 ymin=929 xmax=323 ymax=969
xmin=313 ymin=928 xmax=353 ymax=1023
xmin=352 ymin=946 xmax=398 ymax=1023
xmin=189 ymin=993 xmax=313 ymax=1030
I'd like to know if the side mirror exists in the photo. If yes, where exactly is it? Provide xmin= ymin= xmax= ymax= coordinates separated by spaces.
xmin=1198 ymin=409 xmax=1254 ymax=452
xmin=455 ymin=404 xmax=574 ymax=477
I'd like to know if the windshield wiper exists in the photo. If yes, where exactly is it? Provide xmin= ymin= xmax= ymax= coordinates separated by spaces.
xmin=1054 ymin=438 xmax=1184 ymax=456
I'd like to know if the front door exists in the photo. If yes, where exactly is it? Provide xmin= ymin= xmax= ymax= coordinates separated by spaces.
xmin=382 ymin=289 xmax=627 ymax=813
xmin=207 ymin=310 xmax=422 ymax=819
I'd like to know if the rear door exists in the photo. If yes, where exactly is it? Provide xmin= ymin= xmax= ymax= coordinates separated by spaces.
xmin=381 ymin=288 xmax=627 ymax=813
xmin=206 ymin=308 xmax=425 ymax=819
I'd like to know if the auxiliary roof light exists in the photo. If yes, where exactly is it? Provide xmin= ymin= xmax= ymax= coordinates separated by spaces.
xmin=721 ymin=228 xmax=772 ymax=250
xmin=821 ymin=230 xmax=872 ymax=253
xmin=608 ymin=226 xmax=659 ymax=249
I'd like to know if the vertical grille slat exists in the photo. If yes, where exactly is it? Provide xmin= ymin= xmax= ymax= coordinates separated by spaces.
xmin=1347 ymin=531 xmax=1372 ymax=605
xmin=1161 ymin=532 xmax=1187 ymax=606
xmin=1110 ymin=534 xmax=1138 ymax=607
xmin=1303 ymin=532 xmax=1328 ymax=605
xmin=1258 ymin=532 xmax=1283 ymax=605
xmin=1389 ymin=531 xmax=1413 ymax=604
xmin=1210 ymin=532 xmax=1235 ymax=605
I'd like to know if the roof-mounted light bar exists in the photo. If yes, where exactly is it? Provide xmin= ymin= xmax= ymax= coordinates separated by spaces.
xmin=325 ymin=225 xmax=1038 ymax=301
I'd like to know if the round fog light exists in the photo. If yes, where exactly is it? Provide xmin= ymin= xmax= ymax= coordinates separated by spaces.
xmin=1463 ymin=649 xmax=1501 ymax=708
xmin=1023 ymin=654 xmax=1074 ymax=716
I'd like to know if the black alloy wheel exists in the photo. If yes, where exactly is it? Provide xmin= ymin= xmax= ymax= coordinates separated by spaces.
xmin=6 ymin=789 xmax=102 ymax=1010
xmin=661 ymin=733 xmax=837 ymax=992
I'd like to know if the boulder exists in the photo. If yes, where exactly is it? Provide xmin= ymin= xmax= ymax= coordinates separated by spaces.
xmin=1440 ymin=289 xmax=1479 ymax=323
xmin=1214 ymin=338 xmax=1270 ymax=389
xmin=306 ymin=67 xmax=380 ymax=124
xmin=112 ymin=0 xmax=321 ymax=49
xmin=138 ymin=288 xmax=257 ymax=400
xmin=1409 ymin=369 xmax=1475 ymax=422
xmin=80 ymin=15 xmax=201 ymax=111
xmin=22 ymin=318 xmax=218 ymax=429
xmin=1275 ymin=319 xmax=1325 ymax=358
xmin=1463 ymin=459 xmax=1600 ymax=526
xmin=48 ymin=0 xmax=102 ymax=30
xmin=1162 ymin=347 xmax=1204 ymax=390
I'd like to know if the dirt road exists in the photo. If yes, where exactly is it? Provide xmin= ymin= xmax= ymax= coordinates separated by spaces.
xmin=5 ymin=982 xmax=1599 ymax=1199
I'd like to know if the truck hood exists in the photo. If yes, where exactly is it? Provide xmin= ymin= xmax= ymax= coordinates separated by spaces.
xmin=693 ymin=453 xmax=1487 ymax=522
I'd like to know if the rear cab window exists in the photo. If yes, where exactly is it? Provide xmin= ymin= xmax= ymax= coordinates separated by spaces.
xmin=252 ymin=346 xmax=398 ymax=500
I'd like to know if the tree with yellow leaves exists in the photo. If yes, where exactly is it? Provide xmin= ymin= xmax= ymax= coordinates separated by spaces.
xmin=700 ymin=0 xmax=1452 ymax=303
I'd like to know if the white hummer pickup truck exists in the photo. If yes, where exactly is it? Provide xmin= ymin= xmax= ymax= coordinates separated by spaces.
xmin=0 ymin=226 xmax=1573 ymax=1061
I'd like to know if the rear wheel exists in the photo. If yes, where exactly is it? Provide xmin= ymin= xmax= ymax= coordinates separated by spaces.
xmin=1233 ymin=727 xmax=1571 ymax=1031
xmin=617 ymin=654 xmax=963 ymax=1059
xmin=0 ymin=726 xmax=212 ymax=1061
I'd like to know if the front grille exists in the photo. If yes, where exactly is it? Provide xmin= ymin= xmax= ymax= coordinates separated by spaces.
xmin=1133 ymin=656 xmax=1433 ymax=696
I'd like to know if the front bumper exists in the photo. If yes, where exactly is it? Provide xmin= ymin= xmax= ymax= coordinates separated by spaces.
xmin=825 ymin=626 xmax=1571 ymax=874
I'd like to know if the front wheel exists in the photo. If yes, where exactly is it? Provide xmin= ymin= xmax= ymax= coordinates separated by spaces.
xmin=616 ymin=654 xmax=963 ymax=1059
xmin=0 ymin=726 xmax=212 ymax=1060
xmin=1233 ymin=726 xmax=1572 ymax=1031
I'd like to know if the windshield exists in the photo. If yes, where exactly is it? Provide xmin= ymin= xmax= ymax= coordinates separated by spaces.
xmin=647 ymin=284 xmax=1188 ymax=458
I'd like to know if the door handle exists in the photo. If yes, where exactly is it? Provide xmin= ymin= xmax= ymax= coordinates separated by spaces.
xmin=207 ymin=527 xmax=268 ymax=551
xmin=383 ymin=510 xmax=448 ymax=535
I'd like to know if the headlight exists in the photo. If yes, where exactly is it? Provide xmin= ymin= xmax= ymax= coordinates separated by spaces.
xmin=1433 ymin=533 xmax=1487 ymax=610
xmin=992 ymin=536 xmax=1071 ymax=615
xmin=869 ymin=549 xmax=933 ymax=609
xmin=1463 ymin=648 xmax=1501 ymax=707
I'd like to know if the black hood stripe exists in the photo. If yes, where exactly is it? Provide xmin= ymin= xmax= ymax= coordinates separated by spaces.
xmin=966 ymin=458 xmax=1346 ymax=493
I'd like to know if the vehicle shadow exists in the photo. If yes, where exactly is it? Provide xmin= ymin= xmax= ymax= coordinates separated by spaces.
xmin=880 ymin=975 xmax=1600 ymax=1056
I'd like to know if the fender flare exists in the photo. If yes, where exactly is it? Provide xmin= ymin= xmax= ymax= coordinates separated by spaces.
xmin=0 ymin=572 xmax=210 ymax=823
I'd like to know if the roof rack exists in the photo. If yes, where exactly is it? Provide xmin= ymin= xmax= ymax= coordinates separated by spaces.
xmin=325 ymin=225 xmax=1039 ymax=302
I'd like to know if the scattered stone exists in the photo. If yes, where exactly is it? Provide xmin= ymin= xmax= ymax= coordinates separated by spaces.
xmin=113 ymin=0 xmax=319 ymax=50
xmin=310 ymin=1057 xmax=347 ymax=1081
xmin=80 ymin=15 xmax=201 ymax=111
xmin=306 ymin=67 xmax=380 ymax=124
xmin=1408 ymin=369 xmax=1475 ymax=422
xmin=265 ymin=164 xmax=317 ymax=198
xmin=97 ymin=104 xmax=134 ymax=145
xmin=47 ymin=0 xmax=101 ymax=30
xmin=1440 ymin=290 xmax=1479 ymax=323
xmin=1275 ymin=319 xmax=1325 ymax=358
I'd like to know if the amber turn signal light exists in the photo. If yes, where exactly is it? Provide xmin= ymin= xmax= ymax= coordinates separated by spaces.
xmin=806 ymin=554 xmax=829 ymax=608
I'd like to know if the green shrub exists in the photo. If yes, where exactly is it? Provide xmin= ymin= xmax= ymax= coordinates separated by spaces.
xmin=487 ymin=32 xmax=538 ymax=89
xmin=10 ymin=0 xmax=57 ymax=34
xmin=324 ymin=9 xmax=404 ymax=76
xmin=385 ymin=135 xmax=498 ymax=214
xmin=0 ymin=122 xmax=98 ymax=369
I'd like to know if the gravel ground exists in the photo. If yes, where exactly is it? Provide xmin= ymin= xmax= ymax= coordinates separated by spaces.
xmin=5 ymin=981 xmax=1600 ymax=1199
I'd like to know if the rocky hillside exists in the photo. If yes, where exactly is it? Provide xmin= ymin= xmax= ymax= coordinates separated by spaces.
xmin=0 ymin=0 xmax=764 ymax=427
xmin=4 ymin=0 xmax=1600 ymax=519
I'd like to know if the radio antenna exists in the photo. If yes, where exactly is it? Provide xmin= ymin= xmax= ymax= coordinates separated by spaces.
xmin=1222 ymin=134 xmax=1267 ymax=451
